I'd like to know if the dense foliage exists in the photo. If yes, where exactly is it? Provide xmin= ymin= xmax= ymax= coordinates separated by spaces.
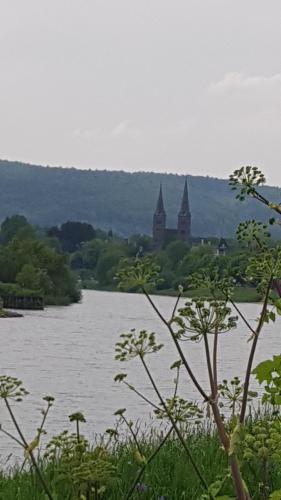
xmin=70 ymin=232 xmax=263 ymax=301
xmin=0 ymin=215 xmax=80 ymax=305
xmin=1 ymin=159 xmax=281 ymax=237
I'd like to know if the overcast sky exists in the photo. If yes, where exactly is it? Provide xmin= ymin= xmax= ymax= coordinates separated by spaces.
xmin=1 ymin=1 xmax=281 ymax=185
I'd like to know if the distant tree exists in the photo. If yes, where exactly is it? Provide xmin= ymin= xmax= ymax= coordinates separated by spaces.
xmin=165 ymin=240 xmax=190 ymax=268
xmin=47 ymin=221 xmax=96 ymax=252
xmin=96 ymin=249 xmax=124 ymax=286
xmin=127 ymin=234 xmax=153 ymax=256
xmin=80 ymin=239 xmax=105 ymax=269
xmin=0 ymin=215 xmax=32 ymax=244
xmin=16 ymin=264 xmax=41 ymax=290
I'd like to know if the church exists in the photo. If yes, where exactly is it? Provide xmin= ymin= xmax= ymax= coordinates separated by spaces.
xmin=152 ymin=179 xmax=191 ymax=248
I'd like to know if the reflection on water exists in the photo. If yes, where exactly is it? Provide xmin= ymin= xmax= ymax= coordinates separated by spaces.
xmin=0 ymin=290 xmax=280 ymax=461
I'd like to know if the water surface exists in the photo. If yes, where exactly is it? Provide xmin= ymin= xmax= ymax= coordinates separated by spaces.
xmin=0 ymin=290 xmax=280 ymax=462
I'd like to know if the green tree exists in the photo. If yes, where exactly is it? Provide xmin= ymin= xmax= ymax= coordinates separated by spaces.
xmin=0 ymin=215 xmax=32 ymax=244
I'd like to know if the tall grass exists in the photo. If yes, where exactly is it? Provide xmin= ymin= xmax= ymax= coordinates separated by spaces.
xmin=1 ymin=421 xmax=281 ymax=499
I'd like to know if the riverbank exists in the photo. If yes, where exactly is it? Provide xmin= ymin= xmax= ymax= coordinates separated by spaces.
xmin=0 ymin=418 xmax=280 ymax=499
xmin=0 ymin=309 xmax=23 ymax=318
xmin=83 ymin=284 xmax=261 ymax=303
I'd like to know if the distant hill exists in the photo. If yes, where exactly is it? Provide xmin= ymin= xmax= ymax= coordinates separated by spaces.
xmin=0 ymin=160 xmax=280 ymax=238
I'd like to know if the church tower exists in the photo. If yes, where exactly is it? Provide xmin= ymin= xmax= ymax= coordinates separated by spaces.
xmin=153 ymin=184 xmax=166 ymax=248
xmin=177 ymin=179 xmax=191 ymax=242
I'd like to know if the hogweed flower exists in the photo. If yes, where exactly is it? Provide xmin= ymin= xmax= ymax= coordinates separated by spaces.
xmin=173 ymin=299 xmax=237 ymax=341
xmin=0 ymin=376 xmax=29 ymax=402
xmin=116 ymin=257 xmax=163 ymax=291
xmin=69 ymin=412 xmax=86 ymax=423
xmin=154 ymin=396 xmax=203 ymax=423
xmin=115 ymin=330 xmax=164 ymax=361
xmin=229 ymin=166 xmax=266 ymax=201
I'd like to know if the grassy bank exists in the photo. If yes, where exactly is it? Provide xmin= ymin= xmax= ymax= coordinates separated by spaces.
xmin=157 ymin=285 xmax=261 ymax=303
xmin=83 ymin=284 xmax=261 ymax=303
xmin=1 ymin=422 xmax=281 ymax=499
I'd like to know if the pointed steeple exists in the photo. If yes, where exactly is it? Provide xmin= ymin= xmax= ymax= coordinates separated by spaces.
xmin=177 ymin=178 xmax=191 ymax=242
xmin=155 ymin=184 xmax=166 ymax=215
xmin=178 ymin=178 xmax=190 ymax=215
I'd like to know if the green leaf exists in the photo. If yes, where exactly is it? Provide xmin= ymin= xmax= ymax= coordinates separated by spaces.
xmin=270 ymin=490 xmax=281 ymax=500
xmin=252 ymin=359 xmax=276 ymax=383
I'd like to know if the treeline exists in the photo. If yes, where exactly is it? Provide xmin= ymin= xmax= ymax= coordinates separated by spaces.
xmin=0 ymin=214 xmax=271 ymax=304
xmin=1 ymin=160 xmax=281 ymax=237
xmin=67 ymin=228 xmax=253 ymax=294
xmin=0 ymin=216 xmax=80 ymax=305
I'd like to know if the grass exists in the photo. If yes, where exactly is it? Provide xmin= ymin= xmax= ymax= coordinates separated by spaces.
xmin=156 ymin=286 xmax=261 ymax=303
xmin=0 ymin=430 xmax=226 ymax=499
xmin=83 ymin=284 xmax=262 ymax=303
xmin=1 ymin=422 xmax=281 ymax=499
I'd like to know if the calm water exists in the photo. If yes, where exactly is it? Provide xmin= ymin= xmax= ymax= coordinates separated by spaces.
xmin=0 ymin=290 xmax=280 ymax=462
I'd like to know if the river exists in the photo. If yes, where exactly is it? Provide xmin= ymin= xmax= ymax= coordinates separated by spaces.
xmin=0 ymin=289 xmax=280 ymax=463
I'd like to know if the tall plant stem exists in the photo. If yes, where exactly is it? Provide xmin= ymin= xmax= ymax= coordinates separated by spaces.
xmin=169 ymin=291 xmax=182 ymax=323
xmin=139 ymin=354 xmax=211 ymax=496
xmin=121 ymin=415 xmax=143 ymax=455
xmin=202 ymin=334 xmax=248 ymax=500
xmin=203 ymin=333 xmax=215 ymax=396
xmin=0 ymin=427 xmax=25 ymax=448
xmin=240 ymin=277 xmax=272 ymax=423
xmin=76 ymin=421 xmax=80 ymax=443
xmin=212 ymin=329 xmax=219 ymax=395
xmin=125 ymin=426 xmax=173 ymax=500
xmin=142 ymin=288 xmax=208 ymax=402
xmin=4 ymin=399 xmax=54 ymax=500
xmin=143 ymin=287 xmax=248 ymax=498
xmin=229 ymin=299 xmax=256 ymax=338
xmin=123 ymin=381 xmax=161 ymax=410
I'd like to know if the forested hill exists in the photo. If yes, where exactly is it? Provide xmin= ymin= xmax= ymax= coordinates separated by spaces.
xmin=0 ymin=160 xmax=280 ymax=237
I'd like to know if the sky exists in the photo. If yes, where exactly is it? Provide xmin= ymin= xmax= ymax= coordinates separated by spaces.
xmin=1 ymin=0 xmax=281 ymax=185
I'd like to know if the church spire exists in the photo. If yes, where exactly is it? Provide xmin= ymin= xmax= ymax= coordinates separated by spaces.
xmin=177 ymin=178 xmax=191 ymax=242
xmin=155 ymin=184 xmax=166 ymax=214
xmin=178 ymin=178 xmax=190 ymax=215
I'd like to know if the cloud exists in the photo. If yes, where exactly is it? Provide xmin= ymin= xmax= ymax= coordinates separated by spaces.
xmin=72 ymin=128 xmax=101 ymax=140
xmin=111 ymin=120 xmax=143 ymax=140
xmin=210 ymin=72 xmax=281 ymax=93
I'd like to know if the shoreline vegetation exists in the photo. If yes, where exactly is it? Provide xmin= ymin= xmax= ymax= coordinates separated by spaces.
xmin=1 ymin=417 xmax=280 ymax=500
xmin=83 ymin=284 xmax=262 ymax=303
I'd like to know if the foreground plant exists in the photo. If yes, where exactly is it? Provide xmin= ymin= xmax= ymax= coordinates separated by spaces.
xmin=0 ymin=375 xmax=54 ymax=499
xmin=114 ymin=166 xmax=281 ymax=500
xmin=114 ymin=330 xmax=210 ymax=498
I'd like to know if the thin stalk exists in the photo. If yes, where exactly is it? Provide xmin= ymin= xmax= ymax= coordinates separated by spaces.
xmin=139 ymin=354 xmax=211 ymax=496
xmin=240 ymin=277 xmax=272 ymax=424
xmin=212 ymin=328 xmax=219 ymax=395
xmin=143 ymin=286 xmax=247 ymax=498
xmin=123 ymin=381 xmax=161 ymax=411
xmin=125 ymin=425 xmax=173 ymax=500
xmin=173 ymin=366 xmax=180 ymax=399
xmin=203 ymin=335 xmax=247 ymax=500
xmin=252 ymin=189 xmax=281 ymax=215
xmin=76 ymin=421 xmax=80 ymax=443
xmin=169 ymin=291 xmax=182 ymax=323
xmin=38 ymin=402 xmax=52 ymax=436
xmin=229 ymin=455 xmax=248 ymax=500
xmin=142 ymin=287 xmax=209 ymax=402
xmin=229 ymin=299 xmax=256 ymax=338
xmin=0 ymin=427 xmax=25 ymax=448
xmin=121 ymin=415 xmax=142 ymax=455
xmin=202 ymin=334 xmax=229 ymax=449
xmin=4 ymin=398 xmax=54 ymax=500
xmin=203 ymin=333 xmax=215 ymax=396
